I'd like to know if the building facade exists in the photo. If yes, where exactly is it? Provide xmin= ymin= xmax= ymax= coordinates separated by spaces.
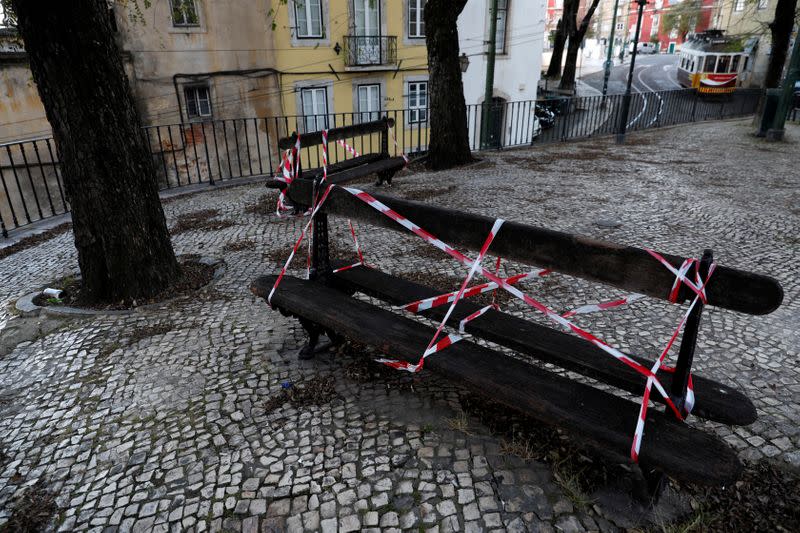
xmin=460 ymin=0 xmax=546 ymax=147
xmin=711 ymin=0 xmax=793 ymax=87
xmin=622 ymin=0 xmax=716 ymax=56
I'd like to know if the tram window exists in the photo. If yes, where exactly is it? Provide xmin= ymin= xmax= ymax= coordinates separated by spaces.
xmin=704 ymin=55 xmax=716 ymax=72
xmin=716 ymin=55 xmax=731 ymax=73
xmin=732 ymin=55 xmax=740 ymax=72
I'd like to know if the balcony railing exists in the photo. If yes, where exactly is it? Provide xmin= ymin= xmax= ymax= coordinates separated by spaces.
xmin=343 ymin=35 xmax=397 ymax=67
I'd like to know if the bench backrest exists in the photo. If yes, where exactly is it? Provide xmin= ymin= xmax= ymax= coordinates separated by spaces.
xmin=278 ymin=117 xmax=395 ymax=151
xmin=283 ymin=179 xmax=783 ymax=316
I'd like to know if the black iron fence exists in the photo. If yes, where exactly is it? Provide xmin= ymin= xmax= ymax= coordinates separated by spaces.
xmin=0 ymin=88 xmax=768 ymax=238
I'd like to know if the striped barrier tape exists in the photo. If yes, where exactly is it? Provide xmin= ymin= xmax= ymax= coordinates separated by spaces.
xmin=401 ymin=268 xmax=550 ymax=314
xmin=459 ymin=303 xmax=499 ymax=334
xmin=630 ymin=259 xmax=714 ymax=461
xmin=337 ymin=138 xmax=361 ymax=158
xmin=271 ymin=178 xmax=712 ymax=462
xmin=340 ymin=186 xmax=686 ymax=423
xmin=388 ymin=124 xmax=410 ymax=165
xmin=376 ymin=218 xmax=504 ymax=372
xmin=267 ymin=183 xmax=334 ymax=305
xmin=562 ymin=293 xmax=645 ymax=318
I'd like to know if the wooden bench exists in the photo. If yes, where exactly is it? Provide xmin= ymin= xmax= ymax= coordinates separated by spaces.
xmin=252 ymin=141 xmax=783 ymax=502
xmin=267 ymin=117 xmax=407 ymax=191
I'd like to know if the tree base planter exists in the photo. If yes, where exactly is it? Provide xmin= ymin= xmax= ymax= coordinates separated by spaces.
xmin=15 ymin=256 xmax=225 ymax=317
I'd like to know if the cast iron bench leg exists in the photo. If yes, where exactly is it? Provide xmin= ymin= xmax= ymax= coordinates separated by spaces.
xmin=631 ymin=464 xmax=668 ymax=506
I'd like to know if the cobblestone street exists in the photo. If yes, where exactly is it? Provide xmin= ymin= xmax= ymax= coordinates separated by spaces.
xmin=0 ymin=118 xmax=798 ymax=532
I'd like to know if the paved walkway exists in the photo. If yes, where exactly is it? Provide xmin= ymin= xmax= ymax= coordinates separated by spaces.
xmin=0 ymin=119 xmax=798 ymax=532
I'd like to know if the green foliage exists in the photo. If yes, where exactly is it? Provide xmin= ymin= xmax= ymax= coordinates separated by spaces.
xmin=661 ymin=0 xmax=703 ymax=40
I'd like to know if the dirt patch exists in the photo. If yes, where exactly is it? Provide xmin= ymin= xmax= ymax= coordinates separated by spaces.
xmin=340 ymin=342 xmax=419 ymax=392
xmin=0 ymin=479 xmax=58 ymax=532
xmin=671 ymin=460 xmax=800 ymax=533
xmin=262 ymin=375 xmax=338 ymax=413
xmin=402 ymin=184 xmax=459 ymax=202
xmin=223 ymin=239 xmax=257 ymax=252
xmin=503 ymin=154 xmax=562 ymax=169
xmin=170 ymin=209 xmax=237 ymax=235
xmin=263 ymin=238 xmax=350 ymax=268
xmin=125 ymin=323 xmax=176 ymax=345
xmin=244 ymin=192 xmax=278 ymax=216
xmin=32 ymin=258 xmax=216 ymax=310
xmin=0 ymin=223 xmax=72 ymax=261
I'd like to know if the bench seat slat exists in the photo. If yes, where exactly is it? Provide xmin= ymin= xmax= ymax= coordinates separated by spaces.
xmin=332 ymin=265 xmax=757 ymax=426
xmin=251 ymin=274 xmax=742 ymax=486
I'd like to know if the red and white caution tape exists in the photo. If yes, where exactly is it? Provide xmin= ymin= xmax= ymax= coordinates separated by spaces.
xmin=276 ymin=135 xmax=302 ymax=218
xmin=459 ymin=304 xmax=499 ymax=334
xmin=341 ymin=186 xmax=683 ymax=418
xmin=630 ymin=260 xmax=714 ymax=461
xmin=388 ymin=123 xmax=409 ymax=165
xmin=402 ymin=268 xmax=550 ymax=314
xmin=337 ymin=138 xmax=361 ymax=159
xmin=375 ymin=218 xmax=505 ymax=372
xmin=268 ymin=184 xmax=334 ymax=305
xmin=562 ymin=293 xmax=645 ymax=318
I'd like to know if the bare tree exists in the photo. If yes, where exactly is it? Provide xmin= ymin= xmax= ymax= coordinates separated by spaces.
xmin=662 ymin=0 xmax=703 ymax=42
xmin=10 ymin=0 xmax=180 ymax=302
xmin=547 ymin=18 xmax=567 ymax=79
xmin=559 ymin=0 xmax=602 ymax=92
xmin=424 ymin=0 xmax=474 ymax=170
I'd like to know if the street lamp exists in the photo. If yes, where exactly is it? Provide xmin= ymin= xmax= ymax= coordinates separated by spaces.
xmin=616 ymin=0 xmax=647 ymax=144
xmin=459 ymin=53 xmax=470 ymax=73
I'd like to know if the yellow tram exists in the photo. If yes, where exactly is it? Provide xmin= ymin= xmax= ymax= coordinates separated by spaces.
xmin=677 ymin=30 xmax=749 ymax=95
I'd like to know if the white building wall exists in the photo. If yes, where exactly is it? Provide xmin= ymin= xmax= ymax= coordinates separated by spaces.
xmin=458 ymin=0 xmax=547 ymax=147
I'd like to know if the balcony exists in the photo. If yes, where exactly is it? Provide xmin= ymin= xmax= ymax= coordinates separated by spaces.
xmin=343 ymin=35 xmax=397 ymax=67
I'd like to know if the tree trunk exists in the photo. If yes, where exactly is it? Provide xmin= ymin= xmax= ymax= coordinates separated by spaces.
xmin=547 ymin=18 xmax=567 ymax=79
xmin=559 ymin=0 xmax=601 ymax=91
xmin=559 ymin=38 xmax=582 ymax=92
xmin=424 ymin=0 xmax=474 ymax=170
xmin=12 ymin=0 xmax=179 ymax=302
xmin=764 ymin=0 xmax=798 ymax=88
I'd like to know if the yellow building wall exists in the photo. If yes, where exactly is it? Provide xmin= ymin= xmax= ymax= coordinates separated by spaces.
xmin=271 ymin=0 xmax=431 ymax=159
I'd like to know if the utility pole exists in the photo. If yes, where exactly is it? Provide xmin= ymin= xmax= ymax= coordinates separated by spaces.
xmin=602 ymin=0 xmax=622 ymax=99
xmin=616 ymin=0 xmax=646 ymax=144
xmin=481 ymin=0 xmax=499 ymax=149
xmin=766 ymin=31 xmax=800 ymax=141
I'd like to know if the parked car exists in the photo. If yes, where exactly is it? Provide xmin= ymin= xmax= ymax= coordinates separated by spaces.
xmin=635 ymin=42 xmax=659 ymax=55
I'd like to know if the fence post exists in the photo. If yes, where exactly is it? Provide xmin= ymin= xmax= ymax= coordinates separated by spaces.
xmin=691 ymin=90 xmax=698 ymax=122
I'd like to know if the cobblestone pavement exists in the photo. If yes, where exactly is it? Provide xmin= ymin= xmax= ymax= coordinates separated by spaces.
xmin=0 ymin=119 xmax=798 ymax=532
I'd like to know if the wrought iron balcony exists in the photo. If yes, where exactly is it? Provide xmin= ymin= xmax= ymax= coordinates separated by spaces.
xmin=343 ymin=35 xmax=397 ymax=67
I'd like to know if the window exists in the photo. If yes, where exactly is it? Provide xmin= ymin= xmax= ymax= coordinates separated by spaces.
xmin=184 ymin=86 xmax=211 ymax=119
xmin=295 ymin=0 xmax=323 ymax=38
xmin=704 ymin=55 xmax=716 ymax=73
xmin=301 ymin=87 xmax=329 ymax=132
xmin=408 ymin=81 xmax=428 ymax=123
xmin=170 ymin=0 xmax=199 ymax=27
xmin=716 ymin=55 xmax=731 ymax=73
xmin=358 ymin=84 xmax=381 ymax=123
xmin=757 ymin=0 xmax=768 ymax=8
xmin=494 ymin=0 xmax=509 ymax=54
xmin=408 ymin=0 xmax=426 ymax=38
xmin=731 ymin=55 xmax=741 ymax=72
xmin=616 ymin=22 xmax=623 ymax=31
xmin=734 ymin=0 xmax=745 ymax=10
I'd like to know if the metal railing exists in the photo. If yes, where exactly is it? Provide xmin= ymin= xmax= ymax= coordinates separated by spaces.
xmin=464 ymin=87 xmax=764 ymax=150
xmin=343 ymin=35 xmax=397 ymax=67
xmin=0 ymin=88 xmax=765 ymax=238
